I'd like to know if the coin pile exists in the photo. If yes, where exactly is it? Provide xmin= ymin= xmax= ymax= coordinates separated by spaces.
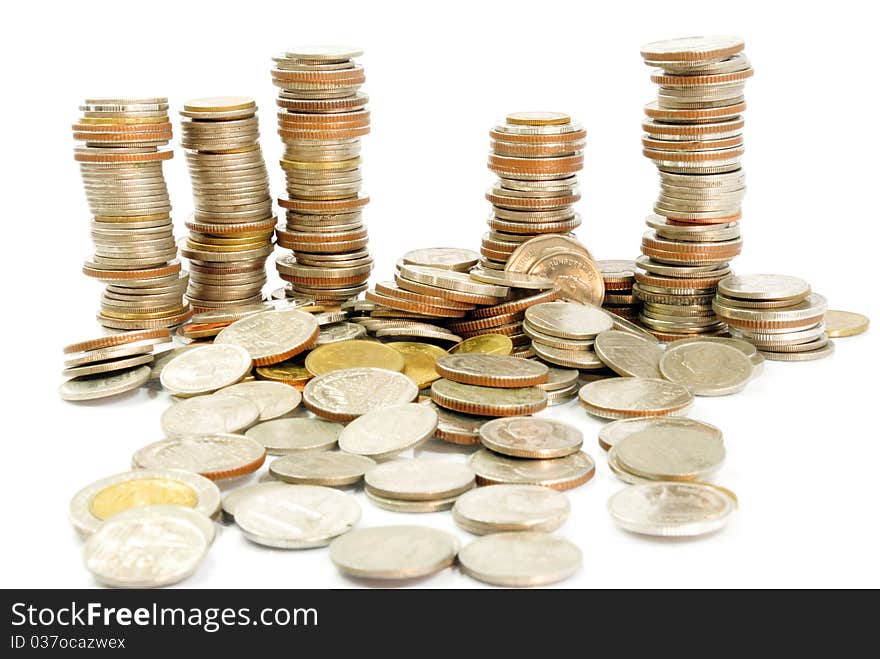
xmin=483 ymin=112 xmax=586 ymax=269
xmin=634 ymin=37 xmax=752 ymax=341
xmin=598 ymin=260 xmax=641 ymax=321
xmin=362 ymin=459 xmax=475 ymax=513
xmin=73 ymin=97 xmax=190 ymax=329
xmin=713 ymin=274 xmax=833 ymax=361
xmin=524 ymin=301 xmax=613 ymax=371
xmin=271 ymin=46 xmax=373 ymax=303
xmin=178 ymin=97 xmax=275 ymax=311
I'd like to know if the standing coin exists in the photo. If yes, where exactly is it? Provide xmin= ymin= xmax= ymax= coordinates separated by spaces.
xmin=594 ymin=330 xmax=664 ymax=379
xmin=269 ymin=451 xmax=376 ymax=486
xmin=245 ymin=418 xmax=343 ymax=454
xmin=458 ymin=532 xmax=581 ymax=587
xmin=435 ymin=354 xmax=549 ymax=388
xmin=364 ymin=459 xmax=475 ymax=501
xmin=578 ymin=377 xmax=693 ymax=419
xmin=213 ymin=381 xmax=301 ymax=420
xmin=452 ymin=484 xmax=570 ymax=535
xmin=131 ymin=434 xmax=266 ymax=480
xmin=337 ymin=403 xmax=438 ymax=459
xmin=214 ymin=308 xmax=319 ymax=365
xmin=160 ymin=395 xmax=260 ymax=437
xmin=303 ymin=368 xmax=419 ymax=421
xmin=660 ymin=342 xmax=752 ymax=396
xmin=479 ymin=417 xmax=582 ymax=458
xmin=159 ymin=344 xmax=252 ymax=396
xmin=824 ymin=310 xmax=869 ymax=338
xmin=469 ymin=449 xmax=595 ymax=490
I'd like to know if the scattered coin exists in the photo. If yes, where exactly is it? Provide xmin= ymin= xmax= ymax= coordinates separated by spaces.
xmin=452 ymin=484 xmax=571 ymax=535
xmin=305 ymin=339 xmax=405 ymax=375
xmin=364 ymin=459 xmax=475 ymax=501
xmin=594 ymin=330 xmax=664 ymax=378
xmin=245 ymin=417 xmax=343 ymax=454
xmin=59 ymin=365 xmax=152 ymax=401
xmin=303 ymin=367 xmax=419 ymax=421
xmin=469 ymin=449 xmax=595 ymax=490
xmin=269 ymin=451 xmax=376 ymax=486
xmin=337 ymin=403 xmax=438 ymax=459
xmin=536 ymin=367 xmax=579 ymax=392
xmin=214 ymin=308 xmax=319 ymax=365
xmin=131 ymin=433 xmax=266 ymax=480
xmin=160 ymin=394 xmax=260 ymax=437
xmin=159 ymin=344 xmax=252 ymax=396
xmin=449 ymin=334 xmax=513 ymax=355
xmin=458 ymin=532 xmax=581 ymax=587
xmin=221 ymin=481 xmax=290 ymax=521
xmin=402 ymin=247 xmax=480 ymax=271
xmin=660 ymin=341 xmax=753 ymax=395
xmin=824 ymin=310 xmax=869 ymax=338
xmin=479 ymin=417 xmax=582 ymax=459
xmin=420 ymin=399 xmax=487 ymax=445
xmin=524 ymin=301 xmax=613 ymax=339
xmin=430 ymin=378 xmax=548 ymax=417
xmin=578 ymin=377 xmax=693 ymax=419
xmin=387 ymin=342 xmax=447 ymax=389
xmin=364 ymin=490 xmax=462 ymax=513
xmin=212 ymin=381 xmax=301 ymax=420
xmin=435 ymin=354 xmax=549 ymax=388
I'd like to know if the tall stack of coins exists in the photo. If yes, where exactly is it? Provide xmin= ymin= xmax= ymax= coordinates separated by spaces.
xmin=483 ymin=112 xmax=585 ymax=270
xmin=598 ymin=260 xmax=640 ymax=321
xmin=634 ymin=37 xmax=752 ymax=341
xmin=179 ymin=97 xmax=275 ymax=311
xmin=73 ymin=98 xmax=190 ymax=330
xmin=271 ymin=46 xmax=373 ymax=304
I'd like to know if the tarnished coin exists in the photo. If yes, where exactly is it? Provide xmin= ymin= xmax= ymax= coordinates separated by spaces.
xmin=364 ymin=490 xmax=460 ymax=513
xmin=469 ymin=449 xmax=595 ymax=490
xmin=458 ymin=532 xmax=581 ymax=587
xmin=329 ymin=525 xmax=459 ymax=580
xmin=387 ymin=342 xmax=447 ymax=389
xmin=608 ymin=481 xmax=736 ymax=537
xmin=594 ymin=330 xmax=664 ymax=378
xmin=578 ymin=377 xmax=693 ymax=419
xmin=824 ymin=310 xmax=869 ymax=338
xmin=159 ymin=344 xmax=252 ymax=396
xmin=717 ymin=274 xmax=810 ymax=301
xmin=245 ymin=417 xmax=343 ymax=455
xmin=435 ymin=354 xmax=549 ymax=388
xmin=60 ymin=365 xmax=151 ymax=401
xmin=660 ymin=342 xmax=752 ymax=396
xmin=269 ymin=451 xmax=376 ymax=486
xmin=598 ymin=416 xmax=721 ymax=453
xmin=303 ymin=368 xmax=419 ymax=421
xmin=479 ymin=417 xmax=582 ymax=459
xmin=364 ymin=459 xmax=475 ymax=501
xmin=234 ymin=484 xmax=360 ymax=549
xmin=214 ymin=308 xmax=319 ymax=365
xmin=449 ymin=334 xmax=513 ymax=355
xmin=402 ymin=247 xmax=480 ymax=272
xmin=160 ymin=395 xmax=260 ymax=437
xmin=430 ymin=379 xmax=548 ymax=417
xmin=524 ymin=301 xmax=613 ymax=339
xmin=337 ymin=403 xmax=438 ymax=459
xmin=131 ymin=433 xmax=266 ymax=480
xmin=453 ymin=484 xmax=570 ymax=535
xmin=84 ymin=505 xmax=214 ymax=588
xmin=213 ymin=381 xmax=301 ymax=420
xmin=305 ymin=340 xmax=405 ymax=376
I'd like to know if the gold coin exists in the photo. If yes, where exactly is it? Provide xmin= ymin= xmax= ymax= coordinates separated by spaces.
xmin=89 ymin=478 xmax=198 ymax=520
xmin=305 ymin=340 xmax=405 ymax=376
xmin=280 ymin=156 xmax=360 ymax=171
xmin=449 ymin=334 xmax=513 ymax=356
xmin=184 ymin=96 xmax=256 ymax=112
xmin=824 ymin=310 xmax=869 ymax=338
xmin=387 ymin=342 xmax=448 ymax=388
xmin=256 ymin=361 xmax=313 ymax=388
xmin=506 ymin=111 xmax=570 ymax=126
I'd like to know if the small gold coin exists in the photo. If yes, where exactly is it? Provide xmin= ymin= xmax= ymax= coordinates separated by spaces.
xmin=506 ymin=111 xmax=570 ymax=126
xmin=449 ymin=334 xmax=513 ymax=356
xmin=89 ymin=478 xmax=198 ymax=520
xmin=387 ymin=342 xmax=448 ymax=388
xmin=256 ymin=361 xmax=312 ymax=388
xmin=304 ymin=340 xmax=405 ymax=376
xmin=184 ymin=96 xmax=256 ymax=112
xmin=824 ymin=310 xmax=869 ymax=338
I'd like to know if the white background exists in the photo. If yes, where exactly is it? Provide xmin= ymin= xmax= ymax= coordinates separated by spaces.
xmin=1 ymin=0 xmax=878 ymax=588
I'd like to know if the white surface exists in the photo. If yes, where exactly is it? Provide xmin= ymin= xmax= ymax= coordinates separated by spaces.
xmin=1 ymin=0 xmax=878 ymax=589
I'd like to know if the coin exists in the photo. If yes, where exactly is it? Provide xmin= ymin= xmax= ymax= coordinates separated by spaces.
xmin=420 ymin=399 xmax=487 ymax=445
xmin=452 ymin=484 xmax=570 ymax=535
xmin=245 ymin=417 xmax=343 ymax=454
xmin=305 ymin=339 xmax=405 ymax=375
xmin=479 ymin=417 xmax=582 ymax=459
xmin=469 ymin=449 xmax=595 ymax=490
xmin=717 ymin=274 xmax=810 ymax=301
xmin=641 ymin=36 xmax=745 ymax=62
xmin=824 ymin=310 xmax=869 ymax=338
xmin=160 ymin=394 xmax=260 ymax=437
xmin=608 ymin=481 xmax=736 ymax=537
xmin=329 ymin=525 xmax=459 ymax=580
xmin=269 ymin=451 xmax=376 ymax=486
xmin=402 ymin=247 xmax=480 ymax=271
xmin=131 ymin=433 xmax=266 ymax=480
xmin=531 ymin=343 xmax=605 ymax=370
xmin=59 ymin=365 xmax=151 ymax=401
xmin=364 ymin=490 xmax=460 ymax=513
xmin=458 ymin=532 xmax=581 ymax=587
xmin=536 ymin=367 xmax=579 ymax=392
xmin=212 ymin=380 xmax=301 ymax=421
xmin=387 ymin=342 xmax=447 ymax=389
xmin=578 ymin=377 xmax=694 ymax=419
xmin=430 ymin=379 xmax=548 ymax=417
xmin=660 ymin=341 xmax=753 ymax=395
xmin=84 ymin=505 xmax=214 ymax=588
xmin=214 ymin=308 xmax=319 ymax=365
xmin=303 ymin=368 xmax=419 ymax=421
xmin=221 ymin=481 xmax=290 ymax=520
xmin=597 ymin=416 xmax=721 ymax=455
xmin=594 ymin=330 xmax=664 ymax=378
xmin=449 ymin=334 xmax=513 ymax=355
xmin=255 ymin=360 xmax=313 ymax=388
xmin=337 ymin=403 xmax=438 ymax=459
xmin=613 ymin=418 xmax=725 ymax=481
xmin=524 ymin=301 xmax=613 ymax=339
xmin=364 ymin=458 xmax=475 ymax=501
xmin=434 ymin=354 xmax=549 ymax=388
xmin=234 ymin=484 xmax=360 ymax=548
xmin=159 ymin=344 xmax=252 ymax=396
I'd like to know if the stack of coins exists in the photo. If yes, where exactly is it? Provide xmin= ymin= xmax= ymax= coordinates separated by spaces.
xmin=483 ymin=112 xmax=586 ymax=269
xmin=270 ymin=46 xmax=373 ymax=304
xmin=524 ymin=301 xmax=615 ymax=371
xmin=362 ymin=459 xmax=476 ymax=513
xmin=178 ymin=97 xmax=275 ymax=311
xmin=597 ymin=260 xmax=640 ymax=321
xmin=713 ymin=274 xmax=833 ymax=361
xmin=634 ymin=37 xmax=752 ymax=341
xmin=73 ymin=97 xmax=190 ymax=330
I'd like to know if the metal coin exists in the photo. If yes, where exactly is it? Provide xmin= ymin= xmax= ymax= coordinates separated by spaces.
xmin=160 ymin=344 xmax=252 ymax=396
xmin=524 ymin=301 xmax=613 ymax=339
xmin=608 ymin=482 xmax=736 ymax=537
xmin=479 ymin=417 xmax=582 ymax=459
xmin=268 ymin=451 xmax=376 ymax=486
xmin=364 ymin=458 xmax=475 ymax=501
xmin=305 ymin=340 xmax=405 ymax=376
xmin=536 ymin=367 xmax=579 ymax=392
xmin=387 ymin=342 xmax=448 ymax=389
xmin=717 ymin=274 xmax=810 ymax=301
xmin=401 ymin=247 xmax=480 ymax=272
xmin=315 ymin=322 xmax=367 ymax=345
xmin=245 ymin=417 xmax=343 ymax=455
xmin=160 ymin=395 xmax=260 ymax=437
xmin=303 ymin=368 xmax=419 ymax=421
xmin=62 ymin=352 xmax=154 ymax=378
xmin=594 ymin=330 xmax=664 ymax=378
xmin=212 ymin=381 xmax=301 ymax=420
xmin=337 ymin=403 xmax=438 ymax=459
xmin=430 ymin=379 xmax=548 ymax=417
xmin=660 ymin=342 xmax=752 ymax=396
xmin=364 ymin=489 xmax=460 ymax=513
xmin=59 ymin=365 xmax=151 ymax=401
xmin=531 ymin=343 xmax=605 ymax=370
xmin=449 ymin=334 xmax=513 ymax=355
xmin=469 ymin=449 xmax=595 ymax=490
xmin=458 ymin=532 xmax=581 ymax=587
xmin=452 ymin=484 xmax=570 ymax=535
xmin=578 ymin=377 xmax=694 ymax=419
xmin=824 ymin=310 xmax=869 ymax=338
xmin=613 ymin=418 xmax=725 ymax=481
xmin=214 ymin=308 xmax=319 ymax=365
xmin=221 ymin=481 xmax=290 ymax=521
xmin=420 ymin=399 xmax=487 ymax=445
xmin=435 ymin=353 xmax=549 ymax=388
xmin=131 ymin=433 xmax=266 ymax=480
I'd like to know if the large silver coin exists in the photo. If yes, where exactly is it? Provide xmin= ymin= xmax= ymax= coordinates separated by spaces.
xmin=303 ymin=367 xmax=419 ymax=422
xmin=160 ymin=395 xmax=260 ymax=437
xmin=402 ymin=247 xmax=480 ymax=272
xmin=269 ymin=451 xmax=376 ymax=486
xmin=315 ymin=322 xmax=367 ymax=345
xmin=578 ymin=377 xmax=693 ymax=419
xmin=430 ymin=379 xmax=548 ymax=417
xmin=458 ymin=532 xmax=581 ymax=587
xmin=149 ymin=346 xmax=199 ymax=382
xmin=214 ymin=308 xmax=319 ymax=364
xmin=536 ymin=367 xmax=579 ymax=392
xmin=59 ymin=365 xmax=151 ymax=401
xmin=598 ymin=416 xmax=722 ymax=453
xmin=608 ymin=482 xmax=736 ymax=537
xmin=452 ymin=484 xmax=570 ymax=535
xmin=420 ymin=398 xmax=486 ymax=445
xmin=594 ymin=330 xmax=664 ymax=379
xmin=469 ymin=449 xmax=595 ymax=490
xmin=614 ymin=417 xmax=725 ymax=481
xmin=717 ymin=273 xmax=810 ymax=301
xmin=337 ymin=403 xmax=438 ymax=459
xmin=660 ymin=342 xmax=752 ymax=396
xmin=479 ymin=417 xmax=582 ymax=459
xmin=213 ymin=381 xmax=301 ymax=420
xmin=364 ymin=459 xmax=475 ymax=501
xmin=234 ymin=484 xmax=360 ymax=549
xmin=329 ymin=525 xmax=459 ymax=580
xmin=83 ymin=505 xmax=214 ymax=588
xmin=245 ymin=418 xmax=343 ymax=455
xmin=221 ymin=481 xmax=289 ymax=521
xmin=159 ymin=344 xmax=252 ymax=396
xmin=524 ymin=301 xmax=613 ymax=340
xmin=435 ymin=353 xmax=549 ymax=388
xmin=131 ymin=434 xmax=266 ymax=480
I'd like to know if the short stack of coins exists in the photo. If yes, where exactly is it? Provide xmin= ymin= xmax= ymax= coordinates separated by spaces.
xmin=524 ymin=301 xmax=614 ymax=372
xmin=73 ymin=97 xmax=191 ymax=330
xmin=271 ymin=46 xmax=373 ymax=304
xmin=178 ymin=97 xmax=275 ymax=312
xmin=483 ymin=112 xmax=586 ymax=270
xmin=713 ymin=274 xmax=833 ymax=361
xmin=597 ymin=260 xmax=641 ymax=321
xmin=634 ymin=36 xmax=752 ymax=341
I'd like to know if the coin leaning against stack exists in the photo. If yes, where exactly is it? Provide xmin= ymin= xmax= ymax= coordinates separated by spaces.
xmin=73 ymin=97 xmax=191 ymax=330
xmin=635 ymin=36 xmax=752 ymax=342
xmin=271 ymin=46 xmax=373 ymax=303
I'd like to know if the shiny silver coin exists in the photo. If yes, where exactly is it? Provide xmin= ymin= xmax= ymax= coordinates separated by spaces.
xmin=536 ymin=367 xmax=579 ymax=392
xmin=159 ymin=344 xmax=253 ymax=396
xmin=458 ymin=532 xmax=581 ymax=587
xmin=160 ymin=395 xmax=260 ymax=437
xmin=212 ymin=381 xmax=301 ymax=420
xmin=531 ymin=343 xmax=605 ymax=370
xmin=594 ymin=330 xmax=664 ymax=379
xmin=660 ymin=342 xmax=752 ymax=396
xmin=268 ymin=451 xmax=376 ymax=486
xmin=608 ymin=482 xmax=736 ymax=537
xmin=401 ymin=247 xmax=480 ymax=272
xmin=221 ymin=481 xmax=289 ymax=521
xmin=452 ymin=484 xmax=570 ymax=535
xmin=131 ymin=433 xmax=265 ymax=479
xmin=214 ymin=308 xmax=319 ymax=364
xmin=364 ymin=489 xmax=461 ymax=513
xmin=364 ymin=458 xmax=475 ymax=500
xmin=435 ymin=353 xmax=549 ymax=387
xmin=303 ymin=368 xmax=419 ymax=422
xmin=315 ymin=322 xmax=367 ymax=345
xmin=468 ymin=268 xmax=555 ymax=290
xmin=245 ymin=417 xmax=343 ymax=455
xmin=717 ymin=274 xmax=810 ymax=301
xmin=597 ymin=415 xmax=719 ymax=453
xmin=524 ymin=301 xmax=613 ymax=339
xmin=337 ymin=403 xmax=438 ymax=459
xmin=60 ymin=365 xmax=151 ymax=401
xmin=578 ymin=377 xmax=693 ymax=419
xmin=759 ymin=341 xmax=835 ymax=361
xmin=479 ymin=417 xmax=582 ymax=459
xmin=469 ymin=449 xmax=595 ymax=490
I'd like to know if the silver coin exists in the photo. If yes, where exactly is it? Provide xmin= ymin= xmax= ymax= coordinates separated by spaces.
xmin=221 ymin=481 xmax=290 ymax=521
xmin=578 ymin=377 xmax=693 ymax=418
xmin=598 ymin=416 xmax=720 ymax=453
xmin=607 ymin=447 xmax=653 ymax=484
xmin=61 ymin=353 xmax=154 ymax=379
xmin=131 ymin=433 xmax=266 ymax=479
xmin=268 ymin=451 xmax=376 ymax=486
xmin=607 ymin=313 xmax=661 ymax=343
xmin=458 ymin=532 xmax=581 ymax=587
xmin=303 ymin=368 xmax=419 ymax=421
xmin=479 ymin=417 xmax=582 ymax=459
xmin=245 ymin=417 xmax=343 ymax=455
xmin=234 ymin=484 xmax=360 ymax=549
xmin=364 ymin=458 xmax=475 ymax=501
xmin=452 ymin=484 xmax=570 ymax=535
xmin=59 ymin=365 xmax=151 ymax=401
xmin=608 ymin=482 xmax=736 ymax=537
xmin=83 ymin=505 xmax=214 ymax=588
xmin=402 ymin=247 xmax=480 ymax=272
xmin=594 ymin=330 xmax=664 ymax=379
xmin=717 ymin=273 xmax=810 ymax=301
xmin=524 ymin=301 xmax=613 ymax=339
xmin=214 ymin=308 xmax=319 ymax=363
xmin=337 ymin=403 xmax=438 ymax=459
xmin=760 ymin=341 xmax=836 ymax=361
xmin=660 ymin=342 xmax=752 ymax=396
xmin=213 ymin=381 xmax=301 ymax=420
xmin=469 ymin=449 xmax=595 ymax=490
xmin=160 ymin=344 xmax=252 ymax=396
xmin=536 ymin=366 xmax=579 ymax=392
xmin=329 ymin=525 xmax=459 ymax=580
xmin=468 ymin=268 xmax=554 ymax=290
xmin=531 ymin=343 xmax=605 ymax=370
xmin=420 ymin=398 xmax=486 ymax=444
xmin=315 ymin=322 xmax=367 ymax=345
xmin=160 ymin=395 xmax=260 ymax=437
xmin=364 ymin=489 xmax=461 ymax=513
xmin=614 ymin=417 xmax=725 ymax=481
xmin=435 ymin=353 xmax=549 ymax=387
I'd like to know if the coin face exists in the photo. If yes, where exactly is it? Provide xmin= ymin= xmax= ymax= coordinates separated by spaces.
xmin=594 ymin=330 xmax=664 ymax=379
xmin=269 ymin=451 xmax=376 ymax=486
xmin=305 ymin=340 xmax=405 ymax=376
xmin=449 ymin=334 xmax=513 ymax=355
xmin=214 ymin=308 xmax=319 ymax=365
xmin=131 ymin=434 xmax=266 ymax=480
xmin=526 ymin=251 xmax=604 ymax=306
xmin=303 ymin=368 xmax=419 ymax=421
xmin=640 ymin=36 xmax=745 ymax=62
xmin=435 ymin=354 xmax=549 ymax=388
xmin=84 ymin=506 xmax=214 ymax=588
xmin=608 ymin=482 xmax=736 ymax=536
xmin=234 ymin=484 xmax=361 ymax=549
xmin=430 ymin=379 xmax=548 ymax=417
xmin=387 ymin=342 xmax=447 ymax=388
xmin=660 ymin=342 xmax=752 ymax=396
xmin=717 ymin=274 xmax=810 ymax=301
xmin=469 ymin=449 xmax=595 ymax=490
xmin=525 ymin=302 xmax=613 ymax=339
xmin=420 ymin=399 xmax=487 ymax=445
xmin=458 ymin=532 xmax=581 ymax=587
xmin=402 ymin=247 xmax=480 ymax=272
xmin=613 ymin=417 xmax=725 ymax=480
xmin=479 ymin=417 xmax=583 ymax=459
xmin=329 ymin=525 xmax=459 ymax=580
xmin=824 ymin=310 xmax=869 ymax=338
xmin=578 ymin=377 xmax=693 ymax=418
xmin=212 ymin=381 xmax=301 ymax=420
xmin=245 ymin=417 xmax=343 ymax=455
xmin=337 ymin=403 xmax=438 ymax=459
xmin=315 ymin=322 xmax=367 ymax=345
xmin=364 ymin=459 xmax=475 ymax=501
xmin=161 ymin=394 xmax=260 ymax=437
xmin=59 ymin=365 xmax=151 ymax=401
xmin=221 ymin=481 xmax=290 ymax=520
xmin=452 ymin=484 xmax=570 ymax=535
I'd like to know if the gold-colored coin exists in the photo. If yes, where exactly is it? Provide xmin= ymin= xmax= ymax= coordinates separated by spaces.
xmin=256 ymin=361 xmax=313 ymax=389
xmin=506 ymin=111 xmax=570 ymax=126
xmin=387 ymin=342 xmax=448 ymax=389
xmin=89 ymin=478 xmax=198 ymax=520
xmin=184 ymin=96 xmax=256 ymax=112
xmin=449 ymin=334 xmax=513 ymax=356
xmin=305 ymin=340 xmax=406 ymax=376
xmin=280 ymin=156 xmax=361 ymax=171
xmin=824 ymin=310 xmax=869 ymax=338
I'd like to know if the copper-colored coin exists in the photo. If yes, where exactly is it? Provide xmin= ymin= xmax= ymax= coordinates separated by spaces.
xmin=374 ymin=281 xmax=474 ymax=310
xmin=64 ymin=328 xmax=171 ymax=355
xmin=430 ymin=379 xmax=547 ymax=417
xmin=640 ymin=36 xmax=745 ymax=62
xmin=278 ymin=127 xmax=371 ymax=140
xmin=642 ymin=136 xmax=744 ymax=151
xmin=471 ymin=288 xmax=561 ymax=319
xmin=490 ymin=127 xmax=586 ymax=144
xmin=277 ymin=193 xmax=369 ymax=213
xmin=446 ymin=312 xmax=524 ymax=334
xmin=74 ymin=149 xmax=173 ymax=164
xmin=651 ymin=68 xmax=753 ymax=86
xmin=394 ymin=273 xmax=502 ymax=306
xmin=488 ymin=154 xmax=583 ymax=173
xmin=276 ymin=93 xmax=368 ymax=112
xmin=83 ymin=260 xmax=182 ymax=281
xmin=364 ymin=290 xmax=467 ymax=318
